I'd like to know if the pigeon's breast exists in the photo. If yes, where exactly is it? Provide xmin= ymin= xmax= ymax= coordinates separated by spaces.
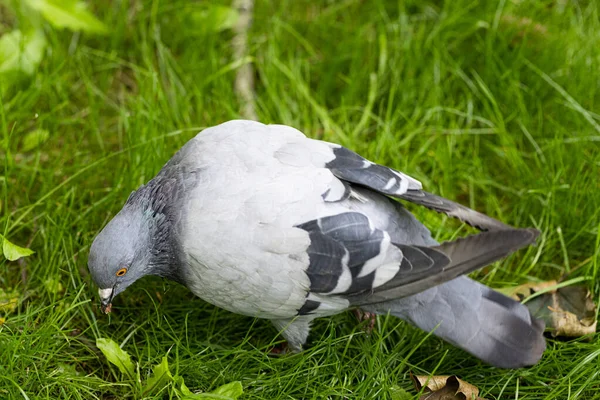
xmin=177 ymin=169 xmax=319 ymax=319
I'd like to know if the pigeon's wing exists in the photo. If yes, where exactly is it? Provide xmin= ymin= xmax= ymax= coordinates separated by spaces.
xmin=294 ymin=212 xmax=447 ymax=295
xmin=274 ymin=129 xmax=507 ymax=231
xmin=348 ymin=227 xmax=539 ymax=305
xmin=270 ymin=134 xmax=526 ymax=311
xmin=293 ymin=211 xmax=450 ymax=314
xmin=294 ymin=210 xmax=538 ymax=315
xmin=323 ymin=144 xmax=511 ymax=231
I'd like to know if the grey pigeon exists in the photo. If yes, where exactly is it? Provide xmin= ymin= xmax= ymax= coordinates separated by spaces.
xmin=88 ymin=120 xmax=546 ymax=368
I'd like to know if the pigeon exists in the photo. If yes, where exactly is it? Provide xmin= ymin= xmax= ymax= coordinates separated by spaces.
xmin=88 ymin=120 xmax=546 ymax=368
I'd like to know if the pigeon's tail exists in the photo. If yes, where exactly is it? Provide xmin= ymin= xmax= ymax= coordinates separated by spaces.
xmin=353 ymin=227 xmax=546 ymax=368
xmin=362 ymin=276 xmax=546 ymax=368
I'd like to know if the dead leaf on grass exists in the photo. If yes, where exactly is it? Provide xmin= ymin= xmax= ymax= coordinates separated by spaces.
xmin=505 ymin=280 xmax=597 ymax=337
xmin=411 ymin=374 xmax=487 ymax=400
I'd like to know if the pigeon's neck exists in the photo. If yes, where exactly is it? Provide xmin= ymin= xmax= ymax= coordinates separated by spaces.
xmin=149 ymin=220 xmax=186 ymax=284
xmin=130 ymin=176 xmax=187 ymax=284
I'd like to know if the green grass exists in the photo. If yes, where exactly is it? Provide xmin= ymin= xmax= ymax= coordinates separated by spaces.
xmin=2 ymin=0 xmax=599 ymax=398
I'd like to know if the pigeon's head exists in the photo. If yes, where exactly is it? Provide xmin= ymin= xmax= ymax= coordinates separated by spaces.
xmin=88 ymin=202 xmax=158 ymax=313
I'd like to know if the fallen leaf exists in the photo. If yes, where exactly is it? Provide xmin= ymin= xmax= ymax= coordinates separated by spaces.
xmin=1 ymin=234 xmax=34 ymax=261
xmin=503 ymin=280 xmax=557 ymax=300
xmin=505 ymin=281 xmax=597 ymax=337
xmin=96 ymin=338 xmax=135 ymax=377
xmin=411 ymin=374 xmax=487 ymax=400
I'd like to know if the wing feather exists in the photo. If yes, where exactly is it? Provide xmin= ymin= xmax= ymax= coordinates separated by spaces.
xmin=295 ymin=212 xmax=452 ymax=299
xmin=325 ymin=145 xmax=511 ymax=231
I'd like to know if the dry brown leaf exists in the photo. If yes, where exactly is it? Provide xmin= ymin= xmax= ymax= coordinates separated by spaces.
xmin=411 ymin=374 xmax=487 ymax=400
xmin=505 ymin=280 xmax=558 ymax=299
xmin=505 ymin=281 xmax=597 ymax=337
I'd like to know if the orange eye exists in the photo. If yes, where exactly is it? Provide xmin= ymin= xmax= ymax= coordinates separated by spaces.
xmin=116 ymin=268 xmax=128 ymax=277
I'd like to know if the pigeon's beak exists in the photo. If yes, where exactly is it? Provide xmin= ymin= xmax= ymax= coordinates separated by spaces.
xmin=99 ymin=288 xmax=114 ymax=314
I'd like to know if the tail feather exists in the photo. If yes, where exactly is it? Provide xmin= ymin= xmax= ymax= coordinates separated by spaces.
xmin=362 ymin=277 xmax=546 ymax=368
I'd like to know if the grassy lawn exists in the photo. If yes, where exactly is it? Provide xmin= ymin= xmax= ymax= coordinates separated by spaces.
xmin=2 ymin=0 xmax=599 ymax=398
